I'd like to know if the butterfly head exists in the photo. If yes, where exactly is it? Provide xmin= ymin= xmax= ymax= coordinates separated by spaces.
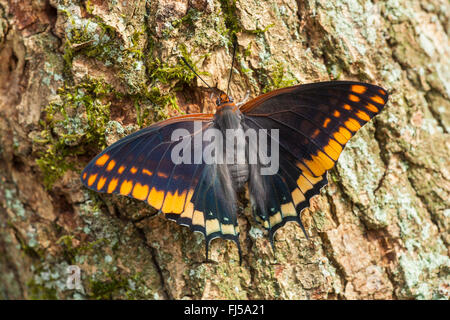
xmin=216 ymin=93 xmax=234 ymax=106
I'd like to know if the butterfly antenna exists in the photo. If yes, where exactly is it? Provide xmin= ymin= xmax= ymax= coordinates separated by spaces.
xmin=180 ymin=56 xmax=213 ymax=91
xmin=226 ymin=39 xmax=238 ymax=97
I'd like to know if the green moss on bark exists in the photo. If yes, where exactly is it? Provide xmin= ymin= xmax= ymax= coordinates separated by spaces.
xmin=36 ymin=80 xmax=112 ymax=189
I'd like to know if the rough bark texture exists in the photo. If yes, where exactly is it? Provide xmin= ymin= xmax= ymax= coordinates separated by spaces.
xmin=0 ymin=0 xmax=449 ymax=300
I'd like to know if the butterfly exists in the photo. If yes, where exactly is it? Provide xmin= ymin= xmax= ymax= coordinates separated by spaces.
xmin=81 ymin=58 xmax=389 ymax=262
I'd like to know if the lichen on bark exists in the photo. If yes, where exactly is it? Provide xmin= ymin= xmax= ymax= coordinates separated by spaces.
xmin=0 ymin=0 xmax=448 ymax=300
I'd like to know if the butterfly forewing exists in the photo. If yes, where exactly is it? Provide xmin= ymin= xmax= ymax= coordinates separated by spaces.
xmin=82 ymin=115 xmax=211 ymax=223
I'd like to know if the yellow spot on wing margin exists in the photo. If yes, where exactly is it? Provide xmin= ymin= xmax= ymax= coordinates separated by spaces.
xmin=181 ymin=202 xmax=194 ymax=219
xmin=206 ymin=219 xmax=220 ymax=235
xmin=132 ymin=183 xmax=149 ymax=200
xmin=107 ymin=178 xmax=119 ymax=193
xmin=292 ymin=188 xmax=306 ymax=206
xmin=221 ymin=224 xmax=236 ymax=235
xmin=281 ymin=202 xmax=296 ymax=217
xmin=349 ymin=94 xmax=360 ymax=102
xmin=297 ymin=175 xmax=313 ymax=193
xmin=304 ymin=158 xmax=326 ymax=177
xmin=88 ymin=174 xmax=98 ymax=186
xmin=171 ymin=190 xmax=187 ymax=214
xmin=371 ymin=95 xmax=384 ymax=104
xmin=106 ymin=160 xmax=116 ymax=171
xmin=351 ymin=84 xmax=367 ymax=94
xmin=97 ymin=176 xmax=107 ymax=190
xmin=339 ymin=127 xmax=352 ymax=139
xmin=192 ymin=210 xmax=204 ymax=226
xmin=316 ymin=151 xmax=335 ymax=170
xmin=356 ymin=110 xmax=370 ymax=121
xmin=95 ymin=154 xmax=109 ymax=166
xmin=162 ymin=191 xmax=174 ymax=213
xmin=296 ymin=163 xmax=323 ymax=184
xmin=344 ymin=118 xmax=361 ymax=132
xmin=324 ymin=139 xmax=343 ymax=160
xmin=148 ymin=187 xmax=164 ymax=210
xmin=269 ymin=212 xmax=282 ymax=227
xmin=120 ymin=180 xmax=133 ymax=195
xmin=365 ymin=103 xmax=378 ymax=112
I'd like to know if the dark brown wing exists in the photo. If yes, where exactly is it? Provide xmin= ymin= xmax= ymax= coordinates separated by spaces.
xmin=81 ymin=114 xmax=213 ymax=212
xmin=241 ymin=81 xmax=389 ymax=238
xmin=81 ymin=113 xmax=241 ymax=259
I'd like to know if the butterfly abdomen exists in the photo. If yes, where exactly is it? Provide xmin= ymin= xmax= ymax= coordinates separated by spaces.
xmin=224 ymin=113 xmax=249 ymax=190
xmin=229 ymin=163 xmax=249 ymax=190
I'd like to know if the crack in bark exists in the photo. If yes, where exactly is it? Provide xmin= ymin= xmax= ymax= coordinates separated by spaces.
xmin=99 ymin=195 xmax=173 ymax=299
xmin=404 ymin=170 xmax=447 ymax=241
xmin=324 ymin=184 xmax=340 ymax=227
xmin=424 ymin=94 xmax=448 ymax=134
xmin=316 ymin=231 xmax=346 ymax=299
xmin=132 ymin=221 xmax=172 ymax=300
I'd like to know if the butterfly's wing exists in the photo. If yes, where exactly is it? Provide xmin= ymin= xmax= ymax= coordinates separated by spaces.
xmin=241 ymin=81 xmax=389 ymax=240
xmin=81 ymin=114 xmax=240 ymax=259
xmin=188 ymin=162 xmax=241 ymax=260
xmin=247 ymin=144 xmax=327 ymax=245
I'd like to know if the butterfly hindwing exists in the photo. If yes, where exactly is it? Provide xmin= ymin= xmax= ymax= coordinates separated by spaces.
xmin=186 ymin=163 xmax=241 ymax=259
xmin=242 ymin=81 xmax=388 ymax=238
xmin=246 ymin=122 xmax=328 ymax=241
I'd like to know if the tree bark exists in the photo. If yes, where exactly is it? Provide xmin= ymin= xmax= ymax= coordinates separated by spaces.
xmin=0 ymin=0 xmax=448 ymax=299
